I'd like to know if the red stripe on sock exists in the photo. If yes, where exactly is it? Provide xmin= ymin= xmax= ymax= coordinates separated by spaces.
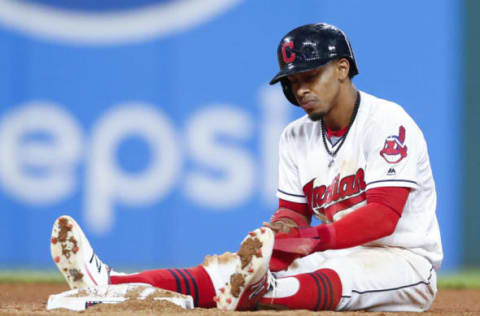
xmin=175 ymin=269 xmax=191 ymax=296
xmin=321 ymin=268 xmax=342 ymax=310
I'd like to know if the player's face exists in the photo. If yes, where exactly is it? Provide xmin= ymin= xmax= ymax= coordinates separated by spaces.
xmin=288 ymin=61 xmax=342 ymax=121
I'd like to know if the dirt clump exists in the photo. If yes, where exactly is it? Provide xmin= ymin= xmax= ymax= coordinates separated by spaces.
xmin=237 ymin=238 xmax=262 ymax=269
xmin=229 ymin=273 xmax=246 ymax=298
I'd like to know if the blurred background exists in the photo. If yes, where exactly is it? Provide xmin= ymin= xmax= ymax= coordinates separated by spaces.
xmin=0 ymin=0 xmax=477 ymax=274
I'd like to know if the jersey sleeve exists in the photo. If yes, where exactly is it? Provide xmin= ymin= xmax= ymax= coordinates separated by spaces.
xmin=276 ymin=128 xmax=307 ymax=203
xmin=364 ymin=111 xmax=423 ymax=190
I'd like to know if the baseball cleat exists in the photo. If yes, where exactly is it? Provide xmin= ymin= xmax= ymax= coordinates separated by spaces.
xmin=215 ymin=227 xmax=274 ymax=311
xmin=50 ymin=215 xmax=110 ymax=289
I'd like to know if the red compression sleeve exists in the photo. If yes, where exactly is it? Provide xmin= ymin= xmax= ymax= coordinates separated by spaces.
xmin=306 ymin=187 xmax=410 ymax=250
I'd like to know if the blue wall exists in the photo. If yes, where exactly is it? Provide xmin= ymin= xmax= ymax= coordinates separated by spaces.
xmin=0 ymin=0 xmax=462 ymax=272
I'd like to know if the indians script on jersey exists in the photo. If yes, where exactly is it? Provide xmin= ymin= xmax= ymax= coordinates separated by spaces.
xmin=303 ymin=168 xmax=366 ymax=221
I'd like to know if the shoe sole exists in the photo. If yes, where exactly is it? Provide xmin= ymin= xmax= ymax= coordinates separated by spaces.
xmin=215 ymin=227 xmax=274 ymax=310
xmin=50 ymin=215 xmax=97 ymax=289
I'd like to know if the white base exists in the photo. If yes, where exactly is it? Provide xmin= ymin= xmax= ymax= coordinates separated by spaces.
xmin=46 ymin=283 xmax=194 ymax=311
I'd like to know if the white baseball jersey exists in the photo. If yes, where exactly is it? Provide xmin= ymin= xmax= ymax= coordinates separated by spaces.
xmin=276 ymin=90 xmax=443 ymax=270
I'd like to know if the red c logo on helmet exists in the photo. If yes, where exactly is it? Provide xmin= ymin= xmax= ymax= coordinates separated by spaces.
xmin=282 ymin=41 xmax=296 ymax=63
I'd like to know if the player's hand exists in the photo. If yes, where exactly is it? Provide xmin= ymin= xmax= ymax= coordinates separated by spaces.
xmin=263 ymin=220 xmax=297 ymax=234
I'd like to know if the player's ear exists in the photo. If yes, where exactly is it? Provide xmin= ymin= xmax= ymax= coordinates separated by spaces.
xmin=336 ymin=58 xmax=350 ymax=81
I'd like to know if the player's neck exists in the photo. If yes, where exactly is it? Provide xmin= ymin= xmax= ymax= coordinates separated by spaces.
xmin=322 ymin=85 xmax=358 ymax=131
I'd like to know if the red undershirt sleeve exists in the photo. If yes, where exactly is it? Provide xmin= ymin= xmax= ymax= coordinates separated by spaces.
xmin=278 ymin=199 xmax=311 ymax=218
xmin=300 ymin=187 xmax=410 ymax=251
xmin=271 ymin=199 xmax=312 ymax=226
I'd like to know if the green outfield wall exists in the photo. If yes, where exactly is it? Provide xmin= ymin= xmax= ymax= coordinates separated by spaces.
xmin=464 ymin=0 xmax=480 ymax=265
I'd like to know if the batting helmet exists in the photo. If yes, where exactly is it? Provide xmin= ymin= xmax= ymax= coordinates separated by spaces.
xmin=269 ymin=23 xmax=359 ymax=106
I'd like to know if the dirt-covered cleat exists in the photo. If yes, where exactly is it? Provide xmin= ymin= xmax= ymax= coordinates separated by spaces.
xmin=202 ymin=251 xmax=240 ymax=302
xmin=215 ymin=227 xmax=274 ymax=311
xmin=50 ymin=215 xmax=110 ymax=289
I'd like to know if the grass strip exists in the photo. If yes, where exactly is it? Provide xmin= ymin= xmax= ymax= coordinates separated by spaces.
xmin=0 ymin=270 xmax=64 ymax=283
xmin=438 ymin=269 xmax=480 ymax=289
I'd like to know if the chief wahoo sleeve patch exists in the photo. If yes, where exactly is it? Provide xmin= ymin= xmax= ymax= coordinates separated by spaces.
xmin=380 ymin=125 xmax=408 ymax=164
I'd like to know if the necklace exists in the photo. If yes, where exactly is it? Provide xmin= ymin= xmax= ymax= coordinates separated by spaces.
xmin=321 ymin=91 xmax=361 ymax=168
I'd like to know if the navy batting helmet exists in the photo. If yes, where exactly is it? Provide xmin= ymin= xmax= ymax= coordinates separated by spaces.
xmin=269 ymin=23 xmax=359 ymax=106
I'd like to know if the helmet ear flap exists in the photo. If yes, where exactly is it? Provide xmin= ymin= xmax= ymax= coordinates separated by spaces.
xmin=280 ymin=79 xmax=299 ymax=106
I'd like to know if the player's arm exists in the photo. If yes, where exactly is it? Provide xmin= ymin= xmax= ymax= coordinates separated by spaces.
xmin=299 ymin=186 xmax=410 ymax=251
xmin=264 ymin=199 xmax=312 ymax=234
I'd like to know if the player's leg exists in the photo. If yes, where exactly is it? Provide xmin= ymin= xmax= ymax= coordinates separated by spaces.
xmin=260 ymin=246 xmax=436 ymax=312
xmin=51 ymin=215 xmax=217 ymax=306
xmin=259 ymin=268 xmax=343 ymax=310
xmin=109 ymin=256 xmax=229 ymax=308
xmin=111 ymin=228 xmax=274 ymax=309
xmin=326 ymin=246 xmax=437 ymax=312
xmin=258 ymin=250 xmax=344 ymax=311
xmin=51 ymin=215 xmax=275 ymax=309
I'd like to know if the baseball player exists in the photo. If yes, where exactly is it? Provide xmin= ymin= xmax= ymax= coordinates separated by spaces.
xmin=50 ymin=23 xmax=442 ymax=312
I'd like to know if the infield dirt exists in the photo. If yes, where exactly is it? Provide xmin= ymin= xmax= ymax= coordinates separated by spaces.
xmin=0 ymin=283 xmax=478 ymax=315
